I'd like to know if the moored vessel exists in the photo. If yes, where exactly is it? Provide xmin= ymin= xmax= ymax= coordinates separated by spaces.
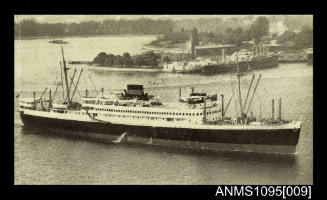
xmin=162 ymin=47 xmax=279 ymax=74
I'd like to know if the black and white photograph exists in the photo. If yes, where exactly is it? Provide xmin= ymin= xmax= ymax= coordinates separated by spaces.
xmin=14 ymin=15 xmax=313 ymax=185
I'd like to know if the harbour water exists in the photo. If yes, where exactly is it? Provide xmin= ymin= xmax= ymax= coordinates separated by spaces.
xmin=14 ymin=36 xmax=313 ymax=185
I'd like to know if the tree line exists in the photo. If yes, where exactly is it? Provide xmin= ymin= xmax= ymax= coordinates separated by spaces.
xmin=93 ymin=51 xmax=159 ymax=67
xmin=14 ymin=18 xmax=174 ymax=37
xmin=198 ymin=17 xmax=270 ymax=45
xmin=275 ymin=25 xmax=313 ymax=48
xmin=15 ymin=16 xmax=312 ymax=49
xmin=151 ymin=16 xmax=312 ymax=49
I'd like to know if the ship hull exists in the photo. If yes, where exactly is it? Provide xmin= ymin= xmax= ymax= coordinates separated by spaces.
xmin=20 ymin=111 xmax=300 ymax=154
xmin=203 ymin=54 xmax=279 ymax=74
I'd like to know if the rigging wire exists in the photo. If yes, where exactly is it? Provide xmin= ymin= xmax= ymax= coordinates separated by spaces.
xmin=88 ymin=74 xmax=99 ymax=96
xmin=245 ymin=74 xmax=262 ymax=114
xmin=242 ymin=74 xmax=255 ymax=112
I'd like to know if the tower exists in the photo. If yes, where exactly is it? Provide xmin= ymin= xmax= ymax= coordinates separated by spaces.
xmin=190 ymin=28 xmax=199 ymax=59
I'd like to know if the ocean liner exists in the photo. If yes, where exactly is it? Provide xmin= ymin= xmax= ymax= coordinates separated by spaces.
xmin=18 ymin=47 xmax=301 ymax=154
xmin=162 ymin=47 xmax=279 ymax=74
xmin=203 ymin=48 xmax=280 ymax=74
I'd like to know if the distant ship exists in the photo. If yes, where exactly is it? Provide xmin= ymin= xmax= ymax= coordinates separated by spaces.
xmin=203 ymin=48 xmax=280 ymax=74
xmin=18 ymin=47 xmax=301 ymax=154
xmin=163 ymin=47 xmax=279 ymax=74
xmin=162 ymin=57 xmax=217 ymax=73
xmin=305 ymin=48 xmax=313 ymax=64
xmin=49 ymin=39 xmax=69 ymax=44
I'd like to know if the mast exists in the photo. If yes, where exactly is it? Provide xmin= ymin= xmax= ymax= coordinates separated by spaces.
xmin=272 ymin=99 xmax=275 ymax=120
xmin=179 ymin=88 xmax=182 ymax=101
xmin=279 ymin=98 xmax=282 ymax=123
xmin=221 ymin=94 xmax=224 ymax=120
xmin=49 ymin=90 xmax=52 ymax=109
xmin=65 ymin=68 xmax=77 ymax=102
xmin=203 ymin=97 xmax=207 ymax=123
xmin=236 ymin=56 xmax=239 ymax=75
xmin=222 ymin=49 xmax=225 ymax=62
xmin=61 ymin=46 xmax=70 ymax=105
xmin=59 ymin=61 xmax=65 ymax=101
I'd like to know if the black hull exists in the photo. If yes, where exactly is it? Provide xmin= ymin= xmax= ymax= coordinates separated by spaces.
xmin=20 ymin=112 xmax=300 ymax=147
xmin=203 ymin=54 xmax=279 ymax=75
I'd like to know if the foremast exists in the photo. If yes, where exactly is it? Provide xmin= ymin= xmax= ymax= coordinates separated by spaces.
xmin=61 ymin=46 xmax=71 ymax=106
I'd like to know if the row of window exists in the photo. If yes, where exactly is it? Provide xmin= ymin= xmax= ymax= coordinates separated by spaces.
xmin=52 ymin=110 xmax=67 ymax=114
xmin=20 ymin=106 xmax=33 ymax=110
xmin=83 ymin=100 xmax=115 ymax=105
xmin=52 ymin=110 xmax=89 ymax=115
xmin=101 ymin=114 xmax=187 ymax=122
xmin=94 ymin=108 xmax=206 ymax=116
xmin=20 ymin=101 xmax=35 ymax=105
xmin=50 ymin=109 xmax=219 ymax=118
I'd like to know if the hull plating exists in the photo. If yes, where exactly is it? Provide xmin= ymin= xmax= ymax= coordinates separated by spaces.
xmin=20 ymin=112 xmax=300 ymax=152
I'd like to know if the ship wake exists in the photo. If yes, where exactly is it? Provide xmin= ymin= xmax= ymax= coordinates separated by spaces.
xmin=113 ymin=132 xmax=127 ymax=143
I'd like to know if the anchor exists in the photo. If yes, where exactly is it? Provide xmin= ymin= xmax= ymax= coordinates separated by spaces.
xmin=113 ymin=132 xmax=128 ymax=143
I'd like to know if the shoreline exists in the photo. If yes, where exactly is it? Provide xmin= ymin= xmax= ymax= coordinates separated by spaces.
xmin=14 ymin=34 xmax=160 ymax=41
xmin=86 ymin=65 xmax=163 ymax=72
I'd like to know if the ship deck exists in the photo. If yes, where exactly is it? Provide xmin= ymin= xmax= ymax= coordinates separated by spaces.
xmin=21 ymin=108 xmax=302 ymax=131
